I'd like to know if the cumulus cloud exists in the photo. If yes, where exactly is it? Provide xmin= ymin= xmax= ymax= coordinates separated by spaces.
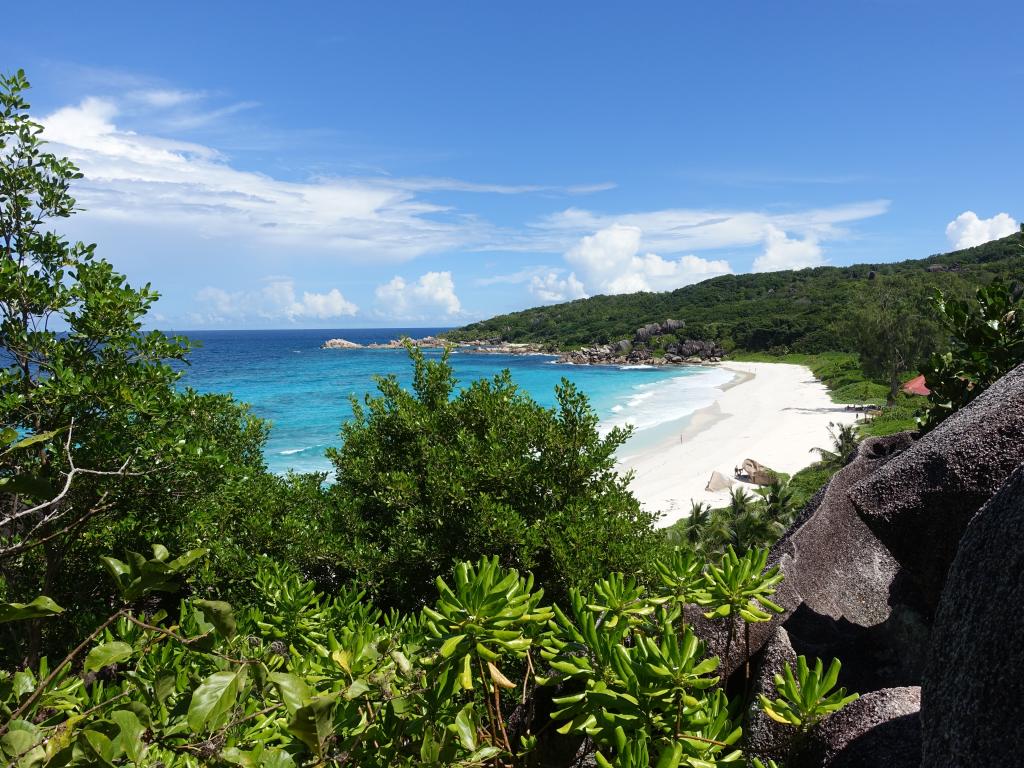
xmin=375 ymin=271 xmax=462 ymax=318
xmin=563 ymin=225 xmax=732 ymax=295
xmin=752 ymin=226 xmax=824 ymax=272
xmin=529 ymin=271 xmax=588 ymax=303
xmin=945 ymin=211 xmax=1018 ymax=250
xmin=194 ymin=278 xmax=357 ymax=324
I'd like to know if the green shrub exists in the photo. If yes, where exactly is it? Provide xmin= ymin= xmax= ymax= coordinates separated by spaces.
xmin=327 ymin=346 xmax=662 ymax=611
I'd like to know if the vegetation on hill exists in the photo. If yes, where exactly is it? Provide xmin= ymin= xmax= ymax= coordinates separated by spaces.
xmin=445 ymin=234 xmax=1023 ymax=355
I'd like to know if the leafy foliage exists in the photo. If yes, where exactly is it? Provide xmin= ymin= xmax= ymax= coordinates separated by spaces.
xmin=0 ymin=70 xmax=275 ymax=661
xmin=841 ymin=283 xmax=941 ymax=404
xmin=919 ymin=279 xmax=1024 ymax=431
xmin=327 ymin=345 xmax=662 ymax=610
xmin=758 ymin=656 xmax=859 ymax=733
xmin=0 ymin=536 xmax=861 ymax=768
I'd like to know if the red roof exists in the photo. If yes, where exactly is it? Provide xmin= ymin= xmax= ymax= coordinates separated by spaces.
xmin=902 ymin=374 xmax=931 ymax=396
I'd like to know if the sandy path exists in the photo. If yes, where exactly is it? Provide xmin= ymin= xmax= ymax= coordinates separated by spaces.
xmin=619 ymin=361 xmax=862 ymax=527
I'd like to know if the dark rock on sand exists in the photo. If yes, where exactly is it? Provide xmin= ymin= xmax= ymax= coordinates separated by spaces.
xmin=920 ymin=463 xmax=1024 ymax=766
xmin=850 ymin=362 xmax=1024 ymax=610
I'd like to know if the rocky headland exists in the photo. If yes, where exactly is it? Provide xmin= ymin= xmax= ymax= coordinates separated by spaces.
xmin=323 ymin=318 xmax=725 ymax=366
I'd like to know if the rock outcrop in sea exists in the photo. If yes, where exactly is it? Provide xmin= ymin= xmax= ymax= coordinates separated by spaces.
xmin=703 ymin=361 xmax=1024 ymax=767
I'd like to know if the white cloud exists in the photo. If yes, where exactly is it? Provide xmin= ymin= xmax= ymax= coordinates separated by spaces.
xmin=522 ymin=200 xmax=890 ymax=256
xmin=375 ymin=271 xmax=462 ymax=318
xmin=529 ymin=271 xmax=589 ymax=303
xmin=945 ymin=210 xmax=1018 ymax=250
xmin=194 ymin=278 xmax=357 ymax=324
xmin=752 ymin=226 xmax=824 ymax=272
xmin=38 ymin=95 xmax=613 ymax=263
xmin=564 ymin=224 xmax=732 ymax=295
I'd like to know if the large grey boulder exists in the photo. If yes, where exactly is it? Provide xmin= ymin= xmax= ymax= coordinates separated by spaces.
xmin=790 ymin=686 xmax=921 ymax=768
xmin=920 ymin=462 xmax=1024 ymax=766
xmin=850 ymin=362 xmax=1024 ymax=609
xmin=688 ymin=432 xmax=927 ymax=690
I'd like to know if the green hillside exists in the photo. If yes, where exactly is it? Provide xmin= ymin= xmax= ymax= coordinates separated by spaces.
xmin=447 ymin=232 xmax=1024 ymax=353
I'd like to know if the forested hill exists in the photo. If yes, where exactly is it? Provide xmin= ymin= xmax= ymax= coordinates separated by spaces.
xmin=446 ymin=231 xmax=1024 ymax=353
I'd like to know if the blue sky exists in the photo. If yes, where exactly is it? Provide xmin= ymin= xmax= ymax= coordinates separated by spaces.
xmin=5 ymin=1 xmax=1022 ymax=327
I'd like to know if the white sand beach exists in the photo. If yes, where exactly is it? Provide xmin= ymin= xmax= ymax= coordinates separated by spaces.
xmin=620 ymin=362 xmax=863 ymax=527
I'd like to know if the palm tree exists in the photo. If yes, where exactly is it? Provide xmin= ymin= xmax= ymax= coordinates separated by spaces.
xmin=758 ymin=479 xmax=797 ymax=526
xmin=731 ymin=507 xmax=784 ymax=554
xmin=701 ymin=507 xmax=736 ymax=556
xmin=810 ymin=421 xmax=858 ymax=468
xmin=728 ymin=487 xmax=754 ymax=516
xmin=684 ymin=500 xmax=711 ymax=548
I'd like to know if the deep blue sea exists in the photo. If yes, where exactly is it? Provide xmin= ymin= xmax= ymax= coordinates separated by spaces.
xmin=178 ymin=329 xmax=733 ymax=475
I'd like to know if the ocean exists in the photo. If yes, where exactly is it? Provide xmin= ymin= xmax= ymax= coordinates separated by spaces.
xmin=178 ymin=328 xmax=734 ymax=475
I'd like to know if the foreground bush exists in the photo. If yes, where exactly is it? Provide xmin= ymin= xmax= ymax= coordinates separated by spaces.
xmin=328 ymin=346 xmax=662 ymax=610
xmin=0 ymin=544 xmax=854 ymax=767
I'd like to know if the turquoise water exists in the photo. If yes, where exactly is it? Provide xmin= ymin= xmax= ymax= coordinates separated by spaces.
xmin=178 ymin=329 xmax=733 ymax=475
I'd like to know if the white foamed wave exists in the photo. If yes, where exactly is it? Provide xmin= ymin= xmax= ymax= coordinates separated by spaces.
xmin=619 ymin=364 xmax=656 ymax=370
xmin=599 ymin=367 xmax=734 ymax=436
xmin=278 ymin=443 xmax=325 ymax=456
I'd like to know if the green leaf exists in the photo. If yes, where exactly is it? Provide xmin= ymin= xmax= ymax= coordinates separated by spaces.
xmin=269 ymin=673 xmax=309 ymax=716
xmin=287 ymin=695 xmax=337 ymax=757
xmin=344 ymin=678 xmax=370 ymax=700
xmin=10 ymin=427 xmax=66 ymax=450
xmin=167 ymin=548 xmax=208 ymax=572
xmin=187 ymin=670 xmax=242 ymax=733
xmin=194 ymin=599 xmax=237 ymax=638
xmin=110 ymin=709 xmax=146 ymax=763
xmin=453 ymin=703 xmax=476 ymax=751
xmin=84 ymin=641 xmax=133 ymax=673
xmin=154 ymin=673 xmax=176 ymax=703
xmin=458 ymin=652 xmax=474 ymax=690
xmin=0 ymin=596 xmax=64 ymax=624
xmin=439 ymin=633 xmax=466 ymax=658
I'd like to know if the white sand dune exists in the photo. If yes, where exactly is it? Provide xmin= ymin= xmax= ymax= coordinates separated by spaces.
xmin=619 ymin=361 xmax=863 ymax=527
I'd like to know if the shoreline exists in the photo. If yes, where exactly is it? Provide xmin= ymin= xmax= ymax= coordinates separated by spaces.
xmin=617 ymin=361 xmax=861 ymax=527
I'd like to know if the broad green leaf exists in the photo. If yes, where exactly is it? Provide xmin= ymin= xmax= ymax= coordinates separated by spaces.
xmin=453 ymin=703 xmax=476 ymax=751
xmin=194 ymin=599 xmax=237 ymax=638
xmin=110 ymin=709 xmax=146 ymax=763
xmin=84 ymin=641 xmax=133 ymax=673
xmin=0 ymin=474 xmax=57 ymax=499
xmin=10 ymin=428 xmax=66 ymax=450
xmin=287 ymin=695 xmax=337 ymax=757
xmin=187 ymin=670 xmax=241 ymax=733
xmin=0 ymin=596 xmax=64 ymax=624
xmin=269 ymin=673 xmax=309 ymax=716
